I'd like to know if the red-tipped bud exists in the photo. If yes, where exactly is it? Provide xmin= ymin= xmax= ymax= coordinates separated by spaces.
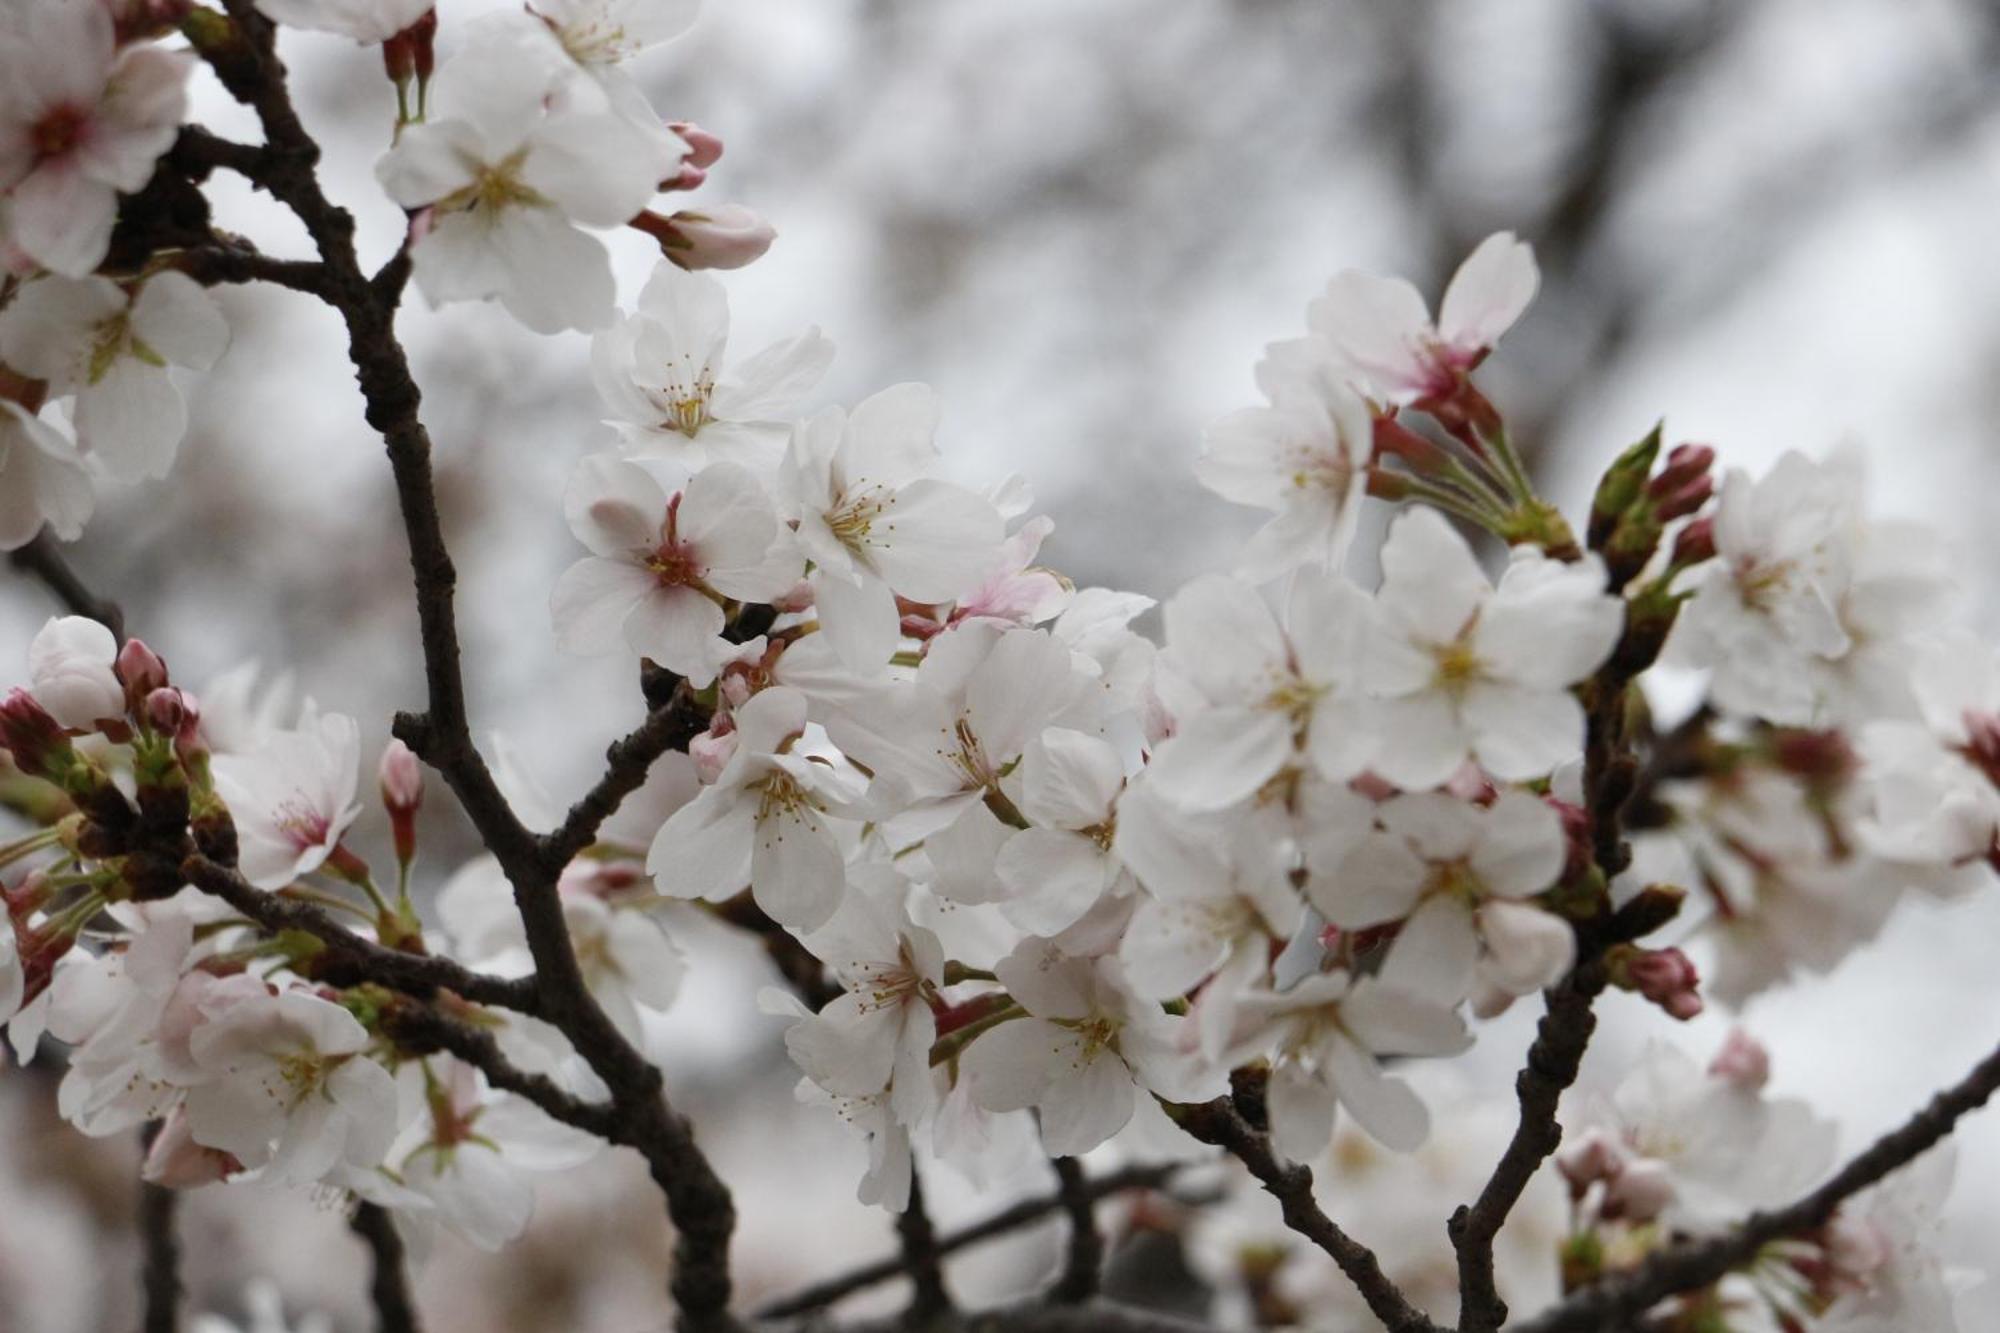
xmin=632 ymin=205 xmax=777 ymax=271
xmin=0 ymin=689 xmax=73 ymax=778
xmin=143 ymin=687 xmax=200 ymax=743
xmin=1651 ymin=473 xmax=1713 ymax=523
xmin=1669 ymin=515 xmax=1716 ymax=568
xmin=116 ymin=637 xmax=169 ymax=701
xmin=1619 ymin=946 xmax=1703 ymax=1020
xmin=1646 ymin=443 xmax=1715 ymax=499
xmin=1555 ymin=1126 xmax=1625 ymax=1196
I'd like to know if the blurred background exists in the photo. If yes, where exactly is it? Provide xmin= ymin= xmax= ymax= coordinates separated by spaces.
xmin=5 ymin=0 xmax=2000 ymax=1328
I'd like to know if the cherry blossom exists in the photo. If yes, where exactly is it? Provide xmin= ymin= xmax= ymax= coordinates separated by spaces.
xmin=1816 ymin=1144 xmax=1969 ymax=1332
xmin=184 ymin=988 xmax=398 ymax=1185
xmin=211 ymin=707 xmax=363 ymax=889
xmin=782 ymin=383 xmax=1005 ymax=672
xmin=551 ymin=454 xmax=802 ymax=686
xmin=591 ymin=261 xmax=833 ymax=471
xmin=25 ymin=614 xmax=122 ymax=729
xmin=1147 ymin=567 xmax=1373 ymax=811
xmin=1309 ymin=231 xmax=1538 ymax=406
xmin=646 ymin=686 xmax=861 ymax=930
xmin=0 ymin=271 xmax=228 ymax=480
xmin=1196 ymin=336 xmax=1375 ymax=579
xmin=0 ymin=0 xmax=189 ymax=277
xmin=252 ymin=0 xmax=432 ymax=42
xmin=374 ymin=30 xmax=668 ymax=333
xmin=992 ymin=728 xmax=1132 ymax=935
xmin=1362 ymin=505 xmax=1622 ymax=789
xmin=0 ymin=400 xmax=93 ymax=550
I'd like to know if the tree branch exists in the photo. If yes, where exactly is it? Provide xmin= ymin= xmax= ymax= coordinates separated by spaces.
xmin=756 ymin=1164 xmax=1185 ymax=1319
xmin=1175 ymin=1098 xmax=1441 ymax=1333
xmin=1513 ymin=1033 xmax=2000 ymax=1333
xmin=7 ymin=532 xmax=126 ymax=640
xmin=539 ymin=679 xmax=711 ymax=871
xmin=898 ymin=1164 xmax=953 ymax=1319
xmin=350 ymin=1202 xmax=424 ymax=1333
xmin=182 ymin=854 xmax=539 ymax=1014
xmin=139 ymin=1125 xmax=181 ymax=1333
xmin=1048 ymin=1156 xmax=1102 ymax=1304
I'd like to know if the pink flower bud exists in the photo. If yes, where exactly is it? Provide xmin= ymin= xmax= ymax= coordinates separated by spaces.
xmin=669 ymin=122 xmax=725 ymax=171
xmin=646 ymin=205 xmax=777 ymax=271
xmin=0 ymin=688 xmax=74 ymax=778
xmin=1708 ymin=1028 xmax=1771 ymax=1091
xmin=1670 ymin=515 xmax=1716 ymax=568
xmin=378 ymin=739 xmax=423 ymax=815
xmin=143 ymin=686 xmax=199 ymax=743
xmin=142 ymin=1107 xmax=241 ymax=1189
xmin=1624 ymin=946 xmax=1703 ymax=1020
xmin=116 ymin=637 xmax=169 ymax=698
xmin=690 ymin=720 xmax=738 ymax=785
xmin=1556 ymin=1127 xmax=1626 ymax=1193
xmin=1605 ymin=1158 xmax=1675 ymax=1222
xmin=1651 ymin=474 xmax=1713 ymax=523
xmin=1646 ymin=443 xmax=1715 ymax=499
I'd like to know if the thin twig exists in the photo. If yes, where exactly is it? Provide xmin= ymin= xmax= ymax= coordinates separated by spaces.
xmin=8 ymin=533 xmax=125 ymax=640
xmin=756 ymin=1164 xmax=1185 ymax=1319
xmin=1174 ymin=1098 xmax=1440 ymax=1333
xmin=139 ymin=1125 xmax=181 ymax=1333
xmin=898 ymin=1165 xmax=953 ymax=1319
xmin=539 ymin=680 xmax=711 ymax=871
xmin=1513 ymin=1034 xmax=2000 ymax=1333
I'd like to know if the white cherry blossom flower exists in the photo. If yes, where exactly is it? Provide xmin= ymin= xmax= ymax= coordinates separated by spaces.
xmin=211 ymin=707 xmax=363 ymax=889
xmin=960 ymin=945 xmax=1222 ymax=1156
xmin=0 ymin=0 xmax=190 ymax=277
xmin=1363 ymin=505 xmax=1622 ymax=789
xmin=591 ymin=261 xmax=833 ymax=472
xmin=551 ymin=454 xmax=802 ymax=686
xmin=1314 ymin=789 xmax=1572 ymax=1005
xmin=26 ymin=614 xmax=122 ymax=729
xmin=1196 ymin=336 xmax=1374 ymax=579
xmin=530 ymin=0 xmax=700 ymax=67
xmin=1147 ymin=567 xmax=1373 ymax=811
xmin=185 ymin=988 xmax=398 ymax=1185
xmin=375 ymin=32 xmax=667 ymax=334
xmin=647 ymin=686 xmax=861 ymax=930
xmin=1308 ymin=231 xmax=1537 ymax=406
xmin=0 ymin=271 xmax=228 ymax=480
xmin=1817 ymin=1144 xmax=1969 ymax=1333
xmin=1220 ymin=971 xmax=1470 ymax=1158
xmin=253 ymin=0 xmax=432 ymax=42
xmin=784 ymin=865 xmax=944 ymax=1127
xmin=0 ymin=400 xmax=93 ymax=551
xmin=993 ymin=728 xmax=1131 ymax=935
xmin=51 ymin=910 xmax=202 ymax=1136
xmin=782 ymin=384 xmax=1005 ymax=673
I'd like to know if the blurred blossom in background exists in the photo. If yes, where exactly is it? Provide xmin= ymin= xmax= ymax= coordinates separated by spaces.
xmin=5 ymin=0 xmax=2000 ymax=1328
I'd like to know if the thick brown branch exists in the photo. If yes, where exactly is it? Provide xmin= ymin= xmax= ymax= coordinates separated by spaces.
xmin=1176 ymin=1098 xmax=1440 ymax=1333
xmin=350 ymin=1202 xmax=424 ymax=1333
xmin=181 ymin=854 xmax=538 ymax=1015
xmin=8 ymin=532 xmax=126 ymax=639
xmin=756 ymin=1163 xmax=1185 ymax=1319
xmin=1513 ymin=1034 xmax=2000 ymax=1333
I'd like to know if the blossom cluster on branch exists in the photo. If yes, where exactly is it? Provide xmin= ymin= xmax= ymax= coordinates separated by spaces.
xmin=0 ymin=2 xmax=1994 ymax=1332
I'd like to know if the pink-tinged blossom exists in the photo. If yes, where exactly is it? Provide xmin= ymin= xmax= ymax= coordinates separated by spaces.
xmin=551 ymin=455 xmax=802 ymax=687
xmin=0 ymin=271 xmax=228 ymax=480
xmin=1815 ymin=1144 xmax=1969 ymax=1332
xmin=590 ymin=261 xmax=832 ymax=472
xmin=1308 ymin=231 xmax=1537 ymax=406
xmin=49 ymin=909 xmax=202 ymax=1136
xmin=1219 ymin=971 xmax=1471 ymax=1158
xmin=211 ymin=708 xmax=363 ymax=889
xmin=781 ymin=383 xmax=1005 ymax=673
xmin=651 ymin=204 xmax=777 ymax=272
xmin=944 ymin=515 xmax=1072 ymax=632
xmin=184 ymin=988 xmax=398 ymax=1186
xmin=0 ymin=400 xmax=93 ymax=551
xmin=646 ymin=686 xmax=861 ymax=930
xmin=1312 ymin=789 xmax=1572 ymax=1007
xmin=1147 ymin=567 xmax=1373 ymax=811
xmin=253 ymin=0 xmax=432 ymax=42
xmin=374 ymin=32 xmax=667 ymax=334
xmin=1196 ymin=336 xmax=1374 ymax=579
xmin=1363 ymin=506 xmax=1622 ymax=789
xmin=25 ymin=614 xmax=122 ymax=729
xmin=0 ymin=0 xmax=189 ymax=277
xmin=960 ymin=944 xmax=1223 ymax=1156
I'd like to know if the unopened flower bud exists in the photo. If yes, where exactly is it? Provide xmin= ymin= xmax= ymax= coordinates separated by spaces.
xmin=116 ymin=637 xmax=169 ymax=699
xmin=1647 ymin=442 xmax=1714 ymax=494
xmin=1670 ymin=515 xmax=1716 ymax=568
xmin=669 ymin=121 xmax=724 ymax=171
xmin=1605 ymin=1158 xmax=1675 ymax=1222
xmin=1588 ymin=425 xmax=1663 ymax=547
xmin=143 ymin=686 xmax=199 ymax=742
xmin=1708 ymin=1028 xmax=1771 ymax=1091
xmin=1617 ymin=945 xmax=1703 ymax=1020
xmin=1651 ymin=473 xmax=1713 ymax=523
xmin=379 ymin=739 xmax=423 ymax=866
xmin=634 ymin=205 xmax=777 ymax=271
xmin=689 ymin=719 xmax=738 ymax=784
xmin=27 ymin=616 xmax=122 ymax=730
xmin=1770 ymin=728 xmax=1857 ymax=786
xmin=1555 ymin=1126 xmax=1626 ymax=1193
xmin=0 ymin=688 xmax=75 ymax=778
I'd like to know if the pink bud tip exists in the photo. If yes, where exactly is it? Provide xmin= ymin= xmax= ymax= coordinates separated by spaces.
xmin=1708 ymin=1028 xmax=1771 ymax=1091
xmin=116 ymin=638 xmax=169 ymax=697
xmin=668 ymin=122 xmax=725 ymax=170
xmin=378 ymin=739 xmax=424 ymax=814
xmin=0 ymin=688 xmax=71 ymax=776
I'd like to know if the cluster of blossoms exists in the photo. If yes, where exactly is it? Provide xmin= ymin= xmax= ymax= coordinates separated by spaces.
xmin=0 ymin=1 xmax=1992 ymax=1330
